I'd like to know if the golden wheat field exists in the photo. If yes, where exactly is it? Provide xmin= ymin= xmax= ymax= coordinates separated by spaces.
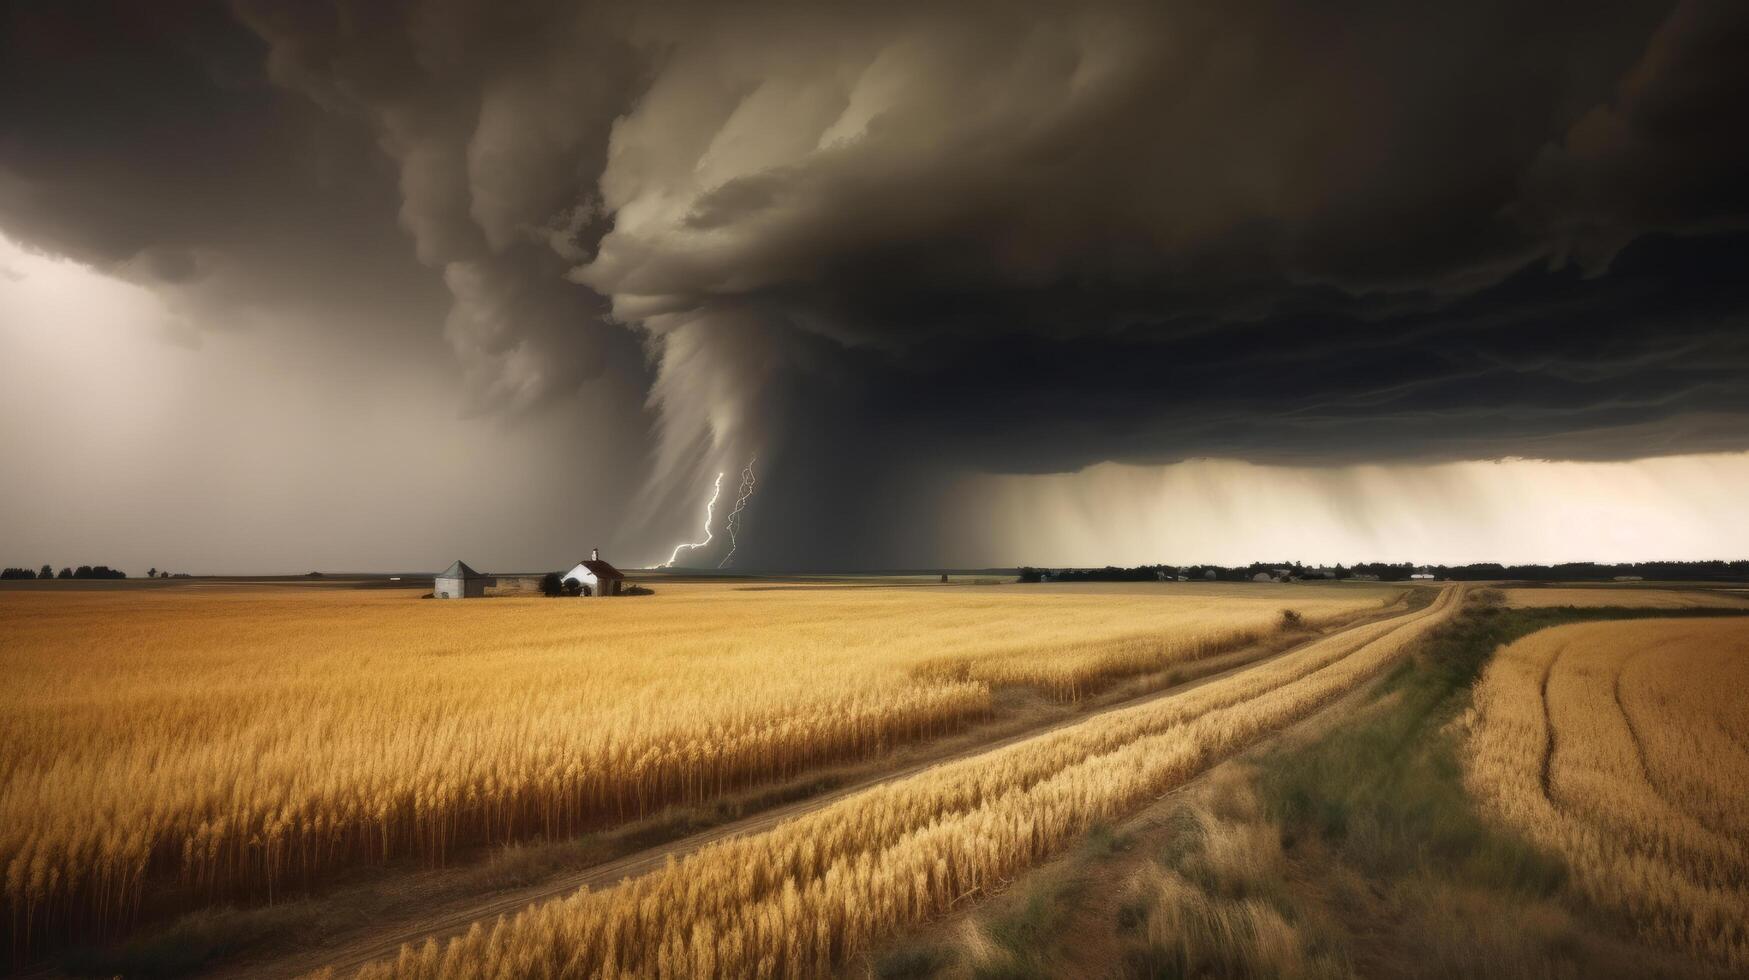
xmin=350 ymin=586 xmax=1461 ymax=979
xmin=1499 ymin=587 xmax=1749 ymax=609
xmin=1464 ymin=617 xmax=1749 ymax=969
xmin=0 ymin=579 xmax=1398 ymax=953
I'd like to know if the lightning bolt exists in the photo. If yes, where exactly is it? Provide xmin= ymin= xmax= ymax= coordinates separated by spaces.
xmin=657 ymin=471 xmax=724 ymax=568
xmin=718 ymin=456 xmax=757 ymax=568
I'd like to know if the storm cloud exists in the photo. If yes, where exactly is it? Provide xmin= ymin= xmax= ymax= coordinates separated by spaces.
xmin=3 ymin=0 xmax=1747 ymax=567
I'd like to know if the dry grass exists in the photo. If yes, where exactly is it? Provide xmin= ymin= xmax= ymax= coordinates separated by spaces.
xmin=1464 ymin=617 xmax=1749 ymax=969
xmin=1091 ymin=769 xmax=1344 ymax=978
xmin=1500 ymin=587 xmax=1749 ymax=609
xmin=1124 ymin=864 xmax=1335 ymax=979
xmin=0 ymin=580 xmax=1394 ymax=953
xmin=349 ymin=586 xmax=1459 ymax=978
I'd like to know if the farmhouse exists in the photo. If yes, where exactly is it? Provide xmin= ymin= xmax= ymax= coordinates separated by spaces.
xmin=562 ymin=549 xmax=627 ymax=597
xmin=435 ymin=559 xmax=494 ymax=599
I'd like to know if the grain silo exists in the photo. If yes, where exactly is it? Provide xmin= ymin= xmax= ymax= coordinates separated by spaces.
xmin=434 ymin=559 xmax=493 ymax=599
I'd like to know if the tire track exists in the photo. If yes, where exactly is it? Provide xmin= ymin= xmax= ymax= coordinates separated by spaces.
xmin=1614 ymin=640 xmax=1745 ymax=847
xmin=1536 ymin=639 xmax=1569 ymax=806
xmin=1612 ymin=647 xmax=1660 ymax=800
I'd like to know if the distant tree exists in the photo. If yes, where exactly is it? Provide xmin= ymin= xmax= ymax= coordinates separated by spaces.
xmin=40 ymin=564 xmax=53 ymax=579
xmin=149 ymin=567 xmax=157 ymax=579
xmin=74 ymin=565 xmax=93 ymax=579
xmin=1 ymin=568 xmax=33 ymax=580
xmin=539 ymin=571 xmax=564 ymax=597
xmin=57 ymin=567 xmax=72 ymax=579
xmin=562 ymin=577 xmax=585 ymax=597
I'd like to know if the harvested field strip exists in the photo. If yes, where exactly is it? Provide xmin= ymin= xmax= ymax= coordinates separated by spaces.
xmin=353 ymin=586 xmax=1460 ymax=979
xmin=1500 ymin=588 xmax=1749 ymax=610
xmin=1465 ymin=617 xmax=1749 ymax=969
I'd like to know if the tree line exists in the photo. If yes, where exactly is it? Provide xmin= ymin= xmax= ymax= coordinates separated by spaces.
xmin=2 ymin=565 xmax=131 ymax=580
xmin=2 ymin=563 xmax=129 ymax=577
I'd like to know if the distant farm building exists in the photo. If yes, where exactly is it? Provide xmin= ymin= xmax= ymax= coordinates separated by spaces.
xmin=1349 ymin=573 xmax=1381 ymax=582
xmin=562 ymin=549 xmax=627 ymax=597
xmin=435 ymin=560 xmax=493 ymax=599
xmin=1252 ymin=572 xmax=1277 ymax=583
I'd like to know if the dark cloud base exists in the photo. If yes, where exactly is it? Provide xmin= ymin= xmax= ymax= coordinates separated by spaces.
xmin=871 ymin=230 xmax=1749 ymax=472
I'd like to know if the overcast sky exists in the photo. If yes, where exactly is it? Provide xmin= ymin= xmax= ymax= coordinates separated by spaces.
xmin=2 ymin=1 xmax=1746 ymax=572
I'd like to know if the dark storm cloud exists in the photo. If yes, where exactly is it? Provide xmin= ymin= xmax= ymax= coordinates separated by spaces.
xmin=878 ymin=232 xmax=1749 ymax=471
xmin=0 ymin=6 xmax=433 ymax=328
xmin=0 ymin=2 xmax=644 ymax=412
xmin=4 ymin=0 xmax=1748 ymax=565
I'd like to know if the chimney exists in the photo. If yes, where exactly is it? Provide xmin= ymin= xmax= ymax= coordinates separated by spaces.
xmin=591 ymin=548 xmax=600 ymax=561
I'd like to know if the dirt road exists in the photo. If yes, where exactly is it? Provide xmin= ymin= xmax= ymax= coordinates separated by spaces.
xmin=220 ymin=586 xmax=1457 ymax=980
